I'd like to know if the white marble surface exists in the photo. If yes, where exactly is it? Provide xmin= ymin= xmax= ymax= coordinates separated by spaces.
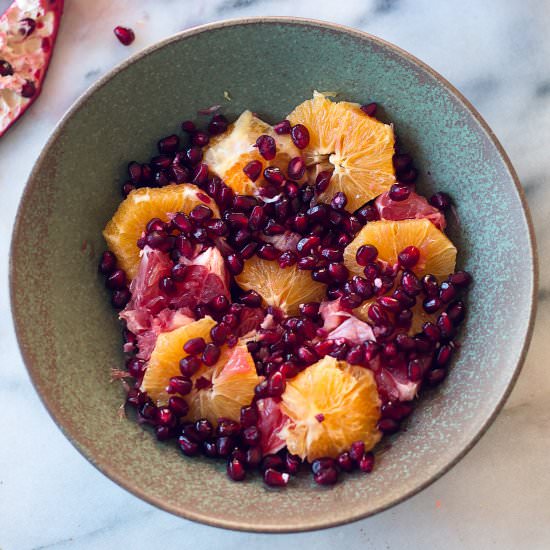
xmin=1 ymin=0 xmax=549 ymax=548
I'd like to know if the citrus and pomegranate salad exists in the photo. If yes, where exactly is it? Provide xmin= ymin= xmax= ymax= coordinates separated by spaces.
xmin=99 ymin=92 xmax=471 ymax=487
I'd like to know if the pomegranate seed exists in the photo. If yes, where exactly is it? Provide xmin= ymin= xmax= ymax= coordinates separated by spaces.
xmin=121 ymin=182 xmax=135 ymax=197
xmin=393 ymin=153 xmax=412 ymax=172
xmin=168 ymin=396 xmax=189 ymax=417
xmin=423 ymin=322 xmax=441 ymax=342
xmin=242 ymin=425 xmax=261 ymax=446
xmin=127 ymin=161 xmax=142 ymax=184
xmin=192 ymin=131 xmax=210 ymax=147
xmin=240 ymin=242 xmax=258 ymax=259
xmin=226 ymin=212 xmax=249 ymax=228
xmin=356 ymin=245 xmax=378 ymax=266
xmin=343 ymin=215 xmax=362 ymax=235
xmin=158 ymin=134 xmax=179 ymax=153
xmin=449 ymin=270 xmax=472 ymax=288
xmin=392 ymin=288 xmax=415 ymax=308
xmin=145 ymin=230 xmax=170 ymax=251
xmin=222 ymin=313 xmax=239 ymax=329
xmin=356 ymin=203 xmax=380 ymax=222
xmin=427 ymin=368 xmax=447 ymax=386
xmin=447 ymin=301 xmax=466 ymax=325
xmin=126 ymin=357 xmax=145 ymax=378
xmin=364 ymin=341 xmax=380 ymax=361
xmin=227 ymin=457 xmax=246 ymax=481
xmin=327 ymin=263 xmax=349 ymax=283
xmin=267 ymin=372 xmax=286 ymax=397
xmin=377 ymin=296 xmax=402 ymax=313
xmin=204 ymin=113 xmax=227 ymax=135
xmin=299 ymin=302 xmax=320 ymax=318
xmin=295 ymin=256 xmax=315 ymax=271
xmin=239 ymin=406 xmax=258 ymax=429
xmin=354 ymin=277 xmax=374 ymax=299
xmin=311 ymin=458 xmax=336 ymax=474
xmin=178 ymin=434 xmax=200 ymax=456
xmin=193 ymin=419 xmax=213 ymax=440
xmin=264 ymin=468 xmax=289 ymax=487
xmin=422 ymin=274 xmax=439 ymax=297
xmin=113 ymin=26 xmax=135 ymax=45
xmin=22 ymin=80 xmax=38 ymax=98
xmin=111 ymin=288 xmax=130 ymax=308
xmin=171 ymin=165 xmax=191 ymax=184
xmin=157 ymin=407 xmax=176 ymax=427
xmin=181 ymin=120 xmax=196 ymax=133
xmin=346 ymin=345 xmax=365 ymax=365
xmin=436 ymin=344 xmax=453 ymax=366
xmin=313 ymin=467 xmax=338 ymax=485
xmin=284 ymin=181 xmax=299 ymax=198
xmin=155 ymin=425 xmax=175 ymax=441
xmin=368 ymin=303 xmax=389 ymax=325
xmin=200 ymin=343 xmax=220 ymax=366
xmin=314 ymin=171 xmax=332 ymax=194
xmin=248 ymin=205 xmax=266 ymax=230
xmin=312 ymin=267 xmax=332 ymax=284
xmin=395 ymin=333 xmax=415 ymax=351
xmin=192 ymin=163 xmax=209 ymax=186
xmin=396 ymin=309 xmax=412 ymax=329
xmin=225 ymin=253 xmax=243 ymax=275
xmin=99 ymin=251 xmax=117 ymax=275
xmin=257 ymin=243 xmax=280 ymax=260
xmin=179 ymin=356 xmax=201 ymax=377
xmin=218 ymin=186 xmax=234 ymax=209
xmin=159 ymin=276 xmax=176 ymax=295
xmin=190 ymin=205 xmax=214 ymax=224
xmin=437 ymin=312 xmax=454 ymax=339
xmin=256 ymin=135 xmax=276 ymax=160
xmin=337 ymin=452 xmax=355 ymax=472
xmin=349 ymin=441 xmax=365 ymax=462
xmin=414 ymin=334 xmax=432 ymax=353
xmin=171 ymin=212 xmax=192 ymax=233
xmin=245 ymin=446 xmax=262 ymax=467
xmin=383 ymin=341 xmax=398 ymax=358
xmin=139 ymin=401 xmax=158 ymax=423
xmin=184 ymin=146 xmax=203 ymax=166
xmin=358 ymin=452 xmax=375 ymax=473
xmin=183 ymin=337 xmax=206 ymax=355
xmin=263 ymin=166 xmax=285 ymax=186
xmin=264 ymin=219 xmax=286 ymax=235
xmin=389 ymin=183 xmax=411 ymax=202
xmin=284 ymin=452 xmax=301 ymax=474
xmin=106 ymin=269 xmax=126 ymax=290
xmin=0 ymin=60 xmax=14 ymax=77
xmin=408 ymin=359 xmax=423 ymax=382
xmin=166 ymin=376 xmax=193 ymax=396
xmin=212 ymin=323 xmax=231 ymax=345
xmin=429 ymin=192 xmax=452 ymax=210
xmin=360 ymin=102 xmax=377 ymax=116
xmin=151 ymin=154 xmax=172 ymax=169
xmin=216 ymin=418 xmax=240 ymax=437
xmin=274 ymin=120 xmax=291 ymax=134
xmin=274 ymin=198 xmax=290 ymax=221
xmin=209 ymin=295 xmax=229 ymax=313
xmin=201 ymin=440 xmax=218 ymax=458
xmin=279 ymin=361 xmax=299 ymax=379
xmin=288 ymin=157 xmax=306 ymax=180
xmin=423 ymin=297 xmax=442 ymax=314
xmin=262 ymin=454 xmax=285 ymax=471
xmin=330 ymin=192 xmax=347 ymax=211
xmin=300 ymin=185 xmax=315 ymax=204
xmin=216 ymin=436 xmax=235 ymax=457
xmin=296 ymin=235 xmax=321 ymax=254
xmin=254 ymin=379 xmax=269 ymax=399
xmin=378 ymin=418 xmax=400 ymax=434
xmin=146 ymin=217 xmax=166 ymax=234
xmin=290 ymin=124 xmax=310 ymax=149
xmin=399 ymin=167 xmax=418 ymax=182
xmin=401 ymin=270 xmax=422 ymax=296
xmin=297 ymin=345 xmax=317 ymax=364
xmin=398 ymin=245 xmax=420 ymax=268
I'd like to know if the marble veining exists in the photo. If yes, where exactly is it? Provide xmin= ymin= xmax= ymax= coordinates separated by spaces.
xmin=0 ymin=0 xmax=548 ymax=548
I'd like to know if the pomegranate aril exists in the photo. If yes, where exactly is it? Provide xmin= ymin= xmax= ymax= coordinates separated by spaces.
xmin=378 ymin=418 xmax=400 ymax=434
xmin=274 ymin=198 xmax=290 ymax=221
xmin=192 ymin=130 xmax=210 ymax=148
xmin=408 ymin=359 xmax=423 ymax=382
xmin=315 ymin=171 xmax=332 ymax=193
xmin=227 ymin=457 xmax=246 ymax=481
xmin=181 ymin=120 xmax=196 ymax=133
xmin=166 ymin=375 xmax=193 ymax=396
xmin=215 ymin=436 xmax=234 ymax=457
xmin=364 ymin=341 xmax=380 ymax=361
xmin=398 ymin=245 xmax=420 ymax=268
xmin=240 ymin=242 xmax=258 ymax=259
xmin=106 ymin=269 xmax=127 ymax=290
xmin=436 ymin=344 xmax=453 ymax=367
xmin=346 ymin=345 xmax=365 ymax=365
xmin=20 ymin=80 xmax=35 ymax=99
xmin=208 ymin=113 xmax=228 ymax=135
xmin=422 ymin=274 xmax=439 ymax=297
xmin=340 ymin=292 xmax=362 ymax=309
xmin=449 ymin=270 xmax=472 ymax=288
xmin=337 ymin=452 xmax=354 ymax=472
xmin=126 ymin=357 xmax=145 ymax=378
xmin=264 ymin=220 xmax=286 ymax=235
xmin=447 ymin=300 xmax=466 ymax=325
xmin=356 ymin=203 xmax=380 ymax=222
xmin=241 ymin=160 xmax=262 ymax=183
xmin=429 ymin=192 xmax=452 ymax=211
xmin=383 ymin=342 xmax=398 ymax=358
xmin=256 ymin=135 xmax=276 ymax=160
xmin=311 ymin=457 xmax=336 ymax=474
xmin=438 ymin=281 xmax=456 ymax=303
xmin=327 ymin=263 xmax=349 ymax=283
xmin=179 ymin=356 xmax=201 ymax=377
xmin=157 ymin=407 xmax=176 ymax=427
xmin=389 ymin=183 xmax=411 ymax=202
xmin=395 ymin=333 xmax=416 ymax=351
xmin=290 ymin=124 xmax=310 ymax=149
xmin=423 ymin=297 xmax=442 ymax=314
xmin=158 ymin=134 xmax=179 ymax=154
xmin=159 ymin=276 xmax=177 ymax=295
xmin=267 ymin=372 xmax=286 ymax=397
xmin=288 ymin=157 xmax=306 ymax=180
xmin=99 ymin=251 xmax=117 ymax=275
xmin=401 ymin=270 xmax=422 ymax=296
xmin=393 ymin=288 xmax=415 ymax=308
xmin=329 ymin=192 xmax=347 ymax=211
xmin=358 ymin=452 xmax=375 ymax=473
xmin=241 ymin=425 xmax=260 ymax=446
xmin=257 ymin=243 xmax=280 ymax=260
xmin=313 ymin=467 xmax=338 ymax=485
xmin=190 ymin=205 xmax=214 ymax=225
xmin=437 ymin=312 xmax=454 ymax=339
xmin=192 ymin=163 xmax=209 ymax=186
xmin=423 ymin=322 xmax=441 ymax=342
xmin=414 ymin=334 xmax=433 ymax=353
xmin=155 ymin=425 xmax=175 ymax=441
xmin=393 ymin=153 xmax=412 ymax=172
xmin=244 ymin=446 xmax=262 ymax=467
xmin=216 ymin=418 xmax=240 ymax=437
xmin=368 ymin=303 xmax=388 ymax=325
xmin=312 ymin=267 xmax=331 ymax=284
xmin=264 ymin=468 xmax=289 ymax=487
xmin=122 ymin=182 xmax=135 ymax=197
xmin=356 ymin=245 xmax=378 ymax=266
xmin=363 ymin=262 xmax=381 ymax=281
xmin=168 ymin=396 xmax=189 ymax=417
xmin=360 ymin=102 xmax=377 ymax=116
xmin=297 ymin=345 xmax=317 ymax=365
xmin=263 ymin=166 xmax=285 ymax=185
xmin=296 ymin=235 xmax=321 ymax=254
xmin=114 ymin=26 xmax=135 ymax=45
xmin=427 ymin=368 xmax=447 ymax=386
xmin=0 ymin=60 xmax=14 ymax=77
xmin=377 ymin=296 xmax=402 ymax=313
xmin=248 ymin=205 xmax=266 ymax=230
xmin=274 ymin=119 xmax=291 ymax=134
xmin=226 ymin=253 xmax=244 ymax=275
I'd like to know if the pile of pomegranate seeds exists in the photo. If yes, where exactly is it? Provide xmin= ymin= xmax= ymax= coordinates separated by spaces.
xmin=101 ymin=105 xmax=472 ymax=488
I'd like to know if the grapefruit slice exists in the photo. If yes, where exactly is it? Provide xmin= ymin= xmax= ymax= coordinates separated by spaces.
xmin=287 ymin=92 xmax=396 ymax=211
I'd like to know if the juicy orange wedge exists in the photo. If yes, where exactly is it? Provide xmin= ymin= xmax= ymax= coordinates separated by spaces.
xmin=344 ymin=218 xmax=457 ymax=281
xmin=204 ymin=110 xmax=299 ymax=195
xmin=287 ymin=92 xmax=396 ymax=211
xmin=103 ymin=184 xmax=218 ymax=279
xmin=235 ymin=256 xmax=326 ymax=315
xmin=280 ymin=356 xmax=381 ymax=462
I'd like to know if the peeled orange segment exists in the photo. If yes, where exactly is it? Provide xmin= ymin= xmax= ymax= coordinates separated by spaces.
xmin=185 ymin=343 xmax=261 ymax=425
xmin=287 ymin=92 xmax=396 ymax=211
xmin=234 ymin=256 xmax=326 ymax=316
xmin=204 ymin=110 xmax=299 ymax=194
xmin=103 ymin=184 xmax=217 ymax=279
xmin=141 ymin=316 xmax=217 ymax=404
xmin=344 ymin=219 xmax=457 ymax=280
xmin=280 ymin=356 xmax=382 ymax=462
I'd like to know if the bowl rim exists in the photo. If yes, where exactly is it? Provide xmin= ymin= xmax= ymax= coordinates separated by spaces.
xmin=10 ymin=16 xmax=539 ymax=533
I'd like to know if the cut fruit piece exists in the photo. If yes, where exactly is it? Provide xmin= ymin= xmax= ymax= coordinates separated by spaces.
xmin=344 ymin=219 xmax=457 ymax=281
xmin=287 ymin=92 xmax=396 ymax=211
xmin=185 ymin=343 xmax=261 ymax=425
xmin=141 ymin=316 xmax=217 ymax=403
xmin=203 ymin=110 xmax=299 ymax=194
xmin=256 ymin=397 xmax=288 ymax=455
xmin=280 ymin=355 xmax=381 ymax=462
xmin=235 ymin=256 xmax=326 ymax=316
xmin=103 ymin=184 xmax=217 ymax=279
xmin=0 ymin=0 xmax=65 ymax=137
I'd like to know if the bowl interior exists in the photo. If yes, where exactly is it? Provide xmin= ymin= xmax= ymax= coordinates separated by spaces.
xmin=11 ymin=19 xmax=536 ymax=532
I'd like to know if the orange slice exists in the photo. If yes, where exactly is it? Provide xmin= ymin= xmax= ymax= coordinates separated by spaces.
xmin=204 ymin=110 xmax=299 ymax=194
xmin=280 ymin=356 xmax=381 ymax=461
xmin=141 ymin=316 xmax=217 ymax=404
xmin=234 ymin=256 xmax=326 ymax=315
xmin=287 ymin=92 xmax=396 ymax=211
xmin=344 ymin=219 xmax=457 ymax=281
xmin=103 ymin=184 xmax=218 ymax=279
xmin=185 ymin=343 xmax=261 ymax=425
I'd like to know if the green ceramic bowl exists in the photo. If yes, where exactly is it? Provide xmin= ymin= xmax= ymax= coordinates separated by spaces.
xmin=10 ymin=18 xmax=537 ymax=532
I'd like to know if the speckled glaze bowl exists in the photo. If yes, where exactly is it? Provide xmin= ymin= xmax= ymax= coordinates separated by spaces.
xmin=10 ymin=18 xmax=537 ymax=532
